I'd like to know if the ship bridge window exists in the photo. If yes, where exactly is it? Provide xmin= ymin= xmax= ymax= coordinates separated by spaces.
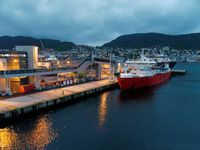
xmin=127 ymin=68 xmax=132 ymax=73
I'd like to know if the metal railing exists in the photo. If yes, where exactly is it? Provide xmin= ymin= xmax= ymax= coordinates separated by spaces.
xmin=0 ymin=57 xmax=114 ymax=76
xmin=77 ymin=58 xmax=91 ymax=68
xmin=0 ymin=66 xmax=78 ymax=76
xmin=93 ymin=57 xmax=115 ymax=63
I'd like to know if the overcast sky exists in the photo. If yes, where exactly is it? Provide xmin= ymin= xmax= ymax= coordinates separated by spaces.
xmin=0 ymin=0 xmax=200 ymax=46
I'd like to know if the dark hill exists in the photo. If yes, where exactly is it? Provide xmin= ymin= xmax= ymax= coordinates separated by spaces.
xmin=0 ymin=36 xmax=76 ymax=50
xmin=102 ymin=33 xmax=200 ymax=49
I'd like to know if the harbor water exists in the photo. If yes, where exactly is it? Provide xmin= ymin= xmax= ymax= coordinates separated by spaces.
xmin=1 ymin=63 xmax=200 ymax=150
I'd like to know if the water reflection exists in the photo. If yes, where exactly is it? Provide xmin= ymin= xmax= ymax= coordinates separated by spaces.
xmin=0 ymin=115 xmax=58 ymax=150
xmin=98 ymin=92 xmax=109 ymax=128
xmin=0 ymin=128 xmax=20 ymax=150
xmin=118 ymin=87 xmax=158 ymax=102
xmin=26 ymin=115 xmax=58 ymax=149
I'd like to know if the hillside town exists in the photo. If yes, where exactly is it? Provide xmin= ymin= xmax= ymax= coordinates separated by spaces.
xmin=36 ymin=46 xmax=200 ymax=63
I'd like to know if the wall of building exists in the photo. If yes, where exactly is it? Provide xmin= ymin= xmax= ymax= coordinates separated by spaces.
xmin=7 ymin=57 xmax=20 ymax=70
xmin=16 ymin=46 xmax=38 ymax=69
xmin=0 ymin=51 xmax=28 ymax=70
xmin=19 ymin=56 xmax=28 ymax=69
xmin=10 ymin=77 xmax=20 ymax=93
xmin=0 ymin=78 xmax=6 ymax=91
xmin=38 ymin=62 xmax=51 ymax=68
xmin=0 ymin=58 xmax=7 ymax=70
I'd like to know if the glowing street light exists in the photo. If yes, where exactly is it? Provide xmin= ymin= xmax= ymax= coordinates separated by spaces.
xmin=66 ymin=61 xmax=70 ymax=65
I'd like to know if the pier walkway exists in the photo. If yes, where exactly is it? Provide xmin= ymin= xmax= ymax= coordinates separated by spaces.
xmin=0 ymin=79 xmax=117 ymax=120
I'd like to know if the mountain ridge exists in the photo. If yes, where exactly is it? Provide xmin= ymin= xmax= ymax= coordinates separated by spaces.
xmin=0 ymin=36 xmax=76 ymax=51
xmin=102 ymin=33 xmax=200 ymax=49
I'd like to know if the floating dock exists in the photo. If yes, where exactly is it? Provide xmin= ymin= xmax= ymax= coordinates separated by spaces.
xmin=0 ymin=80 xmax=117 ymax=121
xmin=171 ymin=69 xmax=187 ymax=76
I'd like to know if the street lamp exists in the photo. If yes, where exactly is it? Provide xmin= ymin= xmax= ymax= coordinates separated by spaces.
xmin=109 ymin=54 xmax=114 ymax=82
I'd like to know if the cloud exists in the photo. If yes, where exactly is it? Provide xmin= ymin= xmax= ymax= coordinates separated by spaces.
xmin=0 ymin=0 xmax=200 ymax=46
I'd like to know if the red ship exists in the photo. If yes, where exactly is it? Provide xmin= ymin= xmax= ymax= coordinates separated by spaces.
xmin=117 ymin=55 xmax=171 ymax=90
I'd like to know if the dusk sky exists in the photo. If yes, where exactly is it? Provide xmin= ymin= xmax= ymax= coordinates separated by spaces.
xmin=0 ymin=0 xmax=200 ymax=46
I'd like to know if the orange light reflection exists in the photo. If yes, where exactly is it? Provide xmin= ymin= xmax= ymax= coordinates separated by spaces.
xmin=26 ymin=116 xmax=58 ymax=150
xmin=0 ymin=128 xmax=20 ymax=150
xmin=0 ymin=115 xmax=58 ymax=150
xmin=98 ymin=92 xmax=109 ymax=128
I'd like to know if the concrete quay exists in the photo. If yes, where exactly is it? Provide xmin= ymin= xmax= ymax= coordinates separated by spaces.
xmin=171 ymin=69 xmax=187 ymax=76
xmin=0 ymin=79 xmax=117 ymax=121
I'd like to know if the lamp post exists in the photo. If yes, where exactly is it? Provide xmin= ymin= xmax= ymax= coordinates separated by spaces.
xmin=109 ymin=54 xmax=114 ymax=82
xmin=91 ymin=52 xmax=94 ymax=78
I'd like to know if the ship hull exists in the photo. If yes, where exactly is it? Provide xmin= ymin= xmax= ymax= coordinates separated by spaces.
xmin=117 ymin=71 xmax=171 ymax=90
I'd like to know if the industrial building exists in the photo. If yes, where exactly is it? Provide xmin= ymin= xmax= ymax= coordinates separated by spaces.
xmin=0 ymin=46 xmax=114 ymax=96
xmin=0 ymin=46 xmax=38 ymax=95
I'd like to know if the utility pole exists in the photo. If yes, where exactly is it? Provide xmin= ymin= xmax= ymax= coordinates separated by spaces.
xmin=39 ymin=40 xmax=45 ymax=51
xmin=91 ymin=52 xmax=93 ymax=78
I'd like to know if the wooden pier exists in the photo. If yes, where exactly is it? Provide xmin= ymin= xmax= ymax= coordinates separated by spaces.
xmin=0 ymin=80 xmax=117 ymax=121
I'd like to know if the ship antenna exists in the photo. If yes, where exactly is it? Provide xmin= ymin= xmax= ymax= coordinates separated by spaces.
xmin=141 ymin=49 xmax=145 ymax=61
